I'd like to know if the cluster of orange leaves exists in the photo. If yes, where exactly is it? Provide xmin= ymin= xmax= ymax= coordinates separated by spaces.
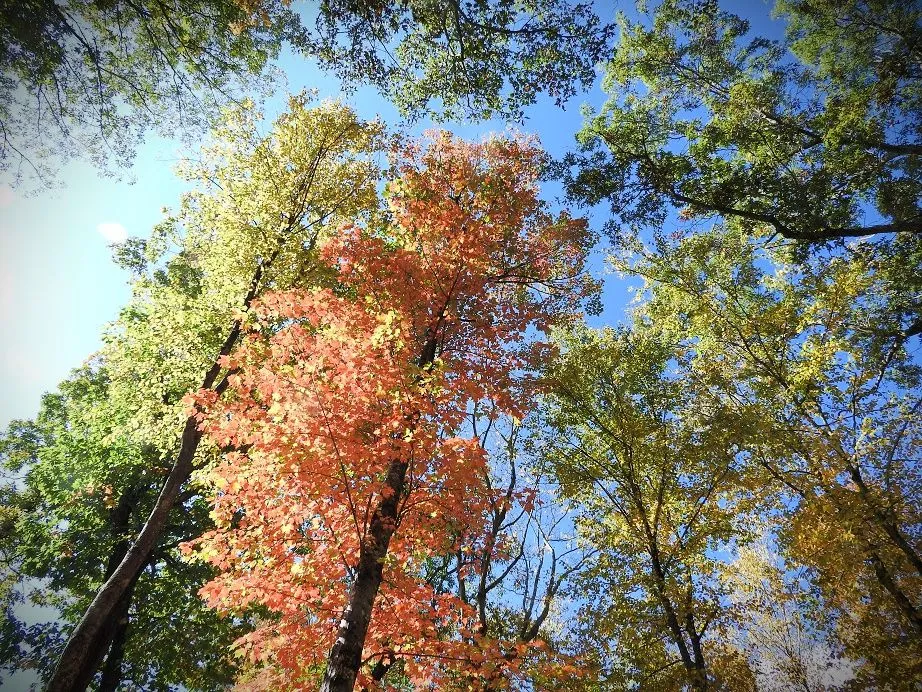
xmin=181 ymin=132 xmax=594 ymax=689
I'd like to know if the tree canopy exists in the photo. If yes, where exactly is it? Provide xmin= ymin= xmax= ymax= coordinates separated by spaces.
xmin=0 ymin=0 xmax=613 ymax=187
xmin=187 ymin=131 xmax=595 ymax=690
xmin=0 ymin=0 xmax=297 ymax=185
xmin=566 ymin=0 xmax=921 ymax=336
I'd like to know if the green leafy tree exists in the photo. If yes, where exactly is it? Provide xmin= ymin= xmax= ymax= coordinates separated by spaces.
xmin=0 ymin=0 xmax=298 ymax=186
xmin=298 ymin=0 xmax=614 ymax=122
xmin=561 ymin=4 xmax=922 ymax=679
xmin=539 ymin=325 xmax=756 ymax=691
xmin=1 ymin=95 xmax=384 ymax=691
xmin=1 ymin=0 xmax=613 ymax=187
xmin=627 ymin=226 xmax=922 ymax=685
xmin=565 ymin=0 xmax=921 ymax=336
xmin=0 ymin=364 xmax=249 ymax=690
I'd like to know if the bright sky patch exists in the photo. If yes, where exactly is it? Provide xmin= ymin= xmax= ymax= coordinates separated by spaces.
xmin=96 ymin=222 xmax=128 ymax=243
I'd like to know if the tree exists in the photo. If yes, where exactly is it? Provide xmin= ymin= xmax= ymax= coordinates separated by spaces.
xmin=183 ymin=132 xmax=596 ymax=690
xmin=559 ymin=3 xmax=922 ymax=679
xmin=539 ymin=325 xmax=755 ymax=691
xmin=27 ymin=95 xmax=385 ymax=691
xmin=298 ymin=0 xmax=614 ymax=122
xmin=1 ymin=0 xmax=613 ymax=187
xmin=627 ymin=225 xmax=922 ymax=685
xmin=565 ymin=0 xmax=921 ymax=336
xmin=0 ymin=364 xmax=249 ymax=690
xmin=0 ymin=0 xmax=297 ymax=186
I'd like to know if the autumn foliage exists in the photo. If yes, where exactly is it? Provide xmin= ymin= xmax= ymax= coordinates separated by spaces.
xmin=183 ymin=133 xmax=594 ymax=688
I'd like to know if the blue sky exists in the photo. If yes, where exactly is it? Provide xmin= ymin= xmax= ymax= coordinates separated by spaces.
xmin=0 ymin=0 xmax=783 ymax=430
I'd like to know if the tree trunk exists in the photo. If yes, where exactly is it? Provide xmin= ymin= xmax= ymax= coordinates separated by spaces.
xmin=97 ymin=578 xmax=136 ymax=692
xmin=647 ymin=545 xmax=695 ymax=675
xmin=63 ymin=485 xmax=139 ymax=690
xmin=685 ymin=613 xmax=708 ymax=692
xmin=320 ymin=339 xmax=437 ymax=692
xmin=320 ymin=456 xmax=410 ymax=692
xmin=869 ymin=549 xmax=922 ymax=635
xmin=67 ymin=609 xmax=117 ymax=692
xmin=48 ymin=416 xmax=206 ymax=692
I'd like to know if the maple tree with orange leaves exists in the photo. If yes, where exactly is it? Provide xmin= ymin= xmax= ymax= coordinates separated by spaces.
xmin=183 ymin=132 xmax=597 ymax=690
